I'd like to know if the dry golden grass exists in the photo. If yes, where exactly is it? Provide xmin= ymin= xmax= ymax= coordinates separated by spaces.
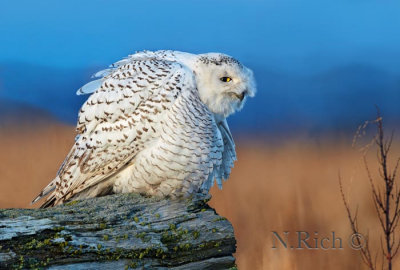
xmin=0 ymin=124 xmax=75 ymax=208
xmin=209 ymin=137 xmax=400 ymax=270
xmin=1 ymin=124 xmax=399 ymax=269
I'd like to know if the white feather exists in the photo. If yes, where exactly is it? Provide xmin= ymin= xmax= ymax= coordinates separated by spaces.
xmin=91 ymin=68 xmax=115 ymax=79
xmin=76 ymin=79 xmax=103 ymax=95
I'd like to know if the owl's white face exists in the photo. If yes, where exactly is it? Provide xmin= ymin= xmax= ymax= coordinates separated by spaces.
xmin=193 ymin=53 xmax=256 ymax=118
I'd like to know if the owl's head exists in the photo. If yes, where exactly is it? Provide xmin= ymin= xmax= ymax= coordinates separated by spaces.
xmin=193 ymin=53 xmax=256 ymax=118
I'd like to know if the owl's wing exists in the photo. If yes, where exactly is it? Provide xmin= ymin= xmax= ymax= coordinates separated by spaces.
xmin=77 ymin=50 xmax=191 ymax=95
xmin=35 ymin=58 xmax=195 ymax=207
xmin=201 ymin=119 xmax=236 ymax=191
xmin=218 ymin=119 xmax=237 ymax=182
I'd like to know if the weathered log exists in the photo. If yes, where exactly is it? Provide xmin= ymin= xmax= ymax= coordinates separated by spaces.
xmin=0 ymin=193 xmax=236 ymax=269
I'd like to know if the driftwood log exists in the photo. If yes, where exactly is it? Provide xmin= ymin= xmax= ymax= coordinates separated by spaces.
xmin=0 ymin=193 xmax=236 ymax=269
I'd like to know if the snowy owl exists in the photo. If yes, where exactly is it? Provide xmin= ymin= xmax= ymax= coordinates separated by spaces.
xmin=32 ymin=50 xmax=256 ymax=208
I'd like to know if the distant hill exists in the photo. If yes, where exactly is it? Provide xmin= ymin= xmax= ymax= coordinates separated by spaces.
xmin=0 ymin=62 xmax=92 ymax=124
xmin=238 ymin=63 xmax=400 ymax=133
xmin=0 ymin=61 xmax=399 ymax=134
xmin=0 ymin=99 xmax=56 ymax=127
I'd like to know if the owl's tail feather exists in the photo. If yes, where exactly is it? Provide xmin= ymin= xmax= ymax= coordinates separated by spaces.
xmin=39 ymin=195 xmax=57 ymax=208
xmin=31 ymin=176 xmax=58 ymax=205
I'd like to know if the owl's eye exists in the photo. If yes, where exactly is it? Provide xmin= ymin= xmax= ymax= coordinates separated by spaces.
xmin=220 ymin=76 xmax=232 ymax=82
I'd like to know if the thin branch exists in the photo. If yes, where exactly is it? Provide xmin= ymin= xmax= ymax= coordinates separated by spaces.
xmin=340 ymin=109 xmax=400 ymax=270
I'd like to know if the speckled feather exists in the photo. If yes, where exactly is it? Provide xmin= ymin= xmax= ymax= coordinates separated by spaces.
xmin=32 ymin=50 xmax=255 ymax=207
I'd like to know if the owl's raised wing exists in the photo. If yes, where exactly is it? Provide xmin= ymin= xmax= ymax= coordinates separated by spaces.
xmin=36 ymin=58 xmax=195 ymax=207
xmin=77 ymin=50 xmax=192 ymax=96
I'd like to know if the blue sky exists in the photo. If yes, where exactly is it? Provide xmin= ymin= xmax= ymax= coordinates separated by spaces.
xmin=0 ymin=0 xmax=399 ymax=133
xmin=1 ymin=0 xmax=400 ymax=73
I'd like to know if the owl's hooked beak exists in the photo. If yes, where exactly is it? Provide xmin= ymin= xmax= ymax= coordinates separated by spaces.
xmin=228 ymin=90 xmax=247 ymax=102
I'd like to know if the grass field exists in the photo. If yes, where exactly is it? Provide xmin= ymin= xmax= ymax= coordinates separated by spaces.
xmin=0 ymin=124 xmax=399 ymax=269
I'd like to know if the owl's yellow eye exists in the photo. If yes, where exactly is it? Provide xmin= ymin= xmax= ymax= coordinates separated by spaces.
xmin=220 ymin=76 xmax=232 ymax=82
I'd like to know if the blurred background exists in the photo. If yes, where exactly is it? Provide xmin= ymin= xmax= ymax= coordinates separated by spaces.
xmin=0 ymin=0 xmax=399 ymax=269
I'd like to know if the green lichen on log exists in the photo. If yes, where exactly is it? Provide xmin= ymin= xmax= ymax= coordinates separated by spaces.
xmin=0 ymin=193 xmax=236 ymax=269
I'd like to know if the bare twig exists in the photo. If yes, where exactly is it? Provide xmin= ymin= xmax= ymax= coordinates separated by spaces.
xmin=339 ymin=174 xmax=375 ymax=269
xmin=340 ymin=109 xmax=400 ymax=270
